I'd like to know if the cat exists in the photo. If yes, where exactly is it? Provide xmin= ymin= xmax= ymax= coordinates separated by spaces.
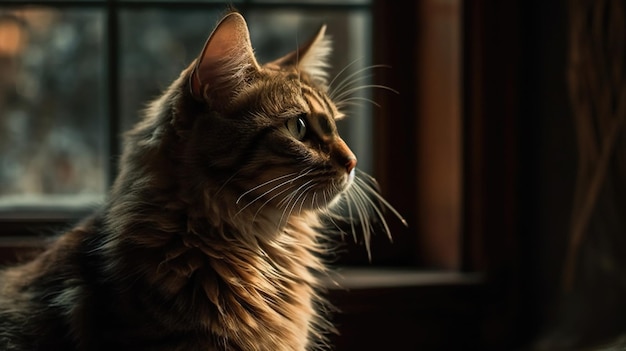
xmin=0 ymin=11 xmax=402 ymax=351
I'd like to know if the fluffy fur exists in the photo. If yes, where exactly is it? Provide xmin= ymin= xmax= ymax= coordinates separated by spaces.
xmin=0 ymin=12 xmax=400 ymax=351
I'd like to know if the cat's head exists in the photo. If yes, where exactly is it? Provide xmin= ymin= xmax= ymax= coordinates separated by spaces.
xmin=174 ymin=12 xmax=356 ymax=216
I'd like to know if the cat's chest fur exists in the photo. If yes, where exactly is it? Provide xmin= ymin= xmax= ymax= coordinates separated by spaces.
xmin=116 ymin=218 xmax=320 ymax=348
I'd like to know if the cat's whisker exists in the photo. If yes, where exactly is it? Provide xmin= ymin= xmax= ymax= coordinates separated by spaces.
xmin=354 ymin=175 xmax=407 ymax=228
xmin=348 ymin=185 xmax=378 ymax=260
xmin=353 ymin=189 xmax=371 ymax=235
xmin=331 ymin=74 xmax=373 ymax=102
xmin=278 ymin=179 xmax=316 ymax=226
xmin=330 ymin=73 xmax=375 ymax=101
xmin=297 ymin=185 xmax=316 ymax=214
xmin=235 ymin=168 xmax=314 ymax=216
xmin=344 ymin=191 xmax=358 ymax=243
xmin=326 ymin=207 xmax=347 ymax=238
xmin=281 ymin=182 xmax=316 ymax=231
xmin=327 ymin=57 xmax=364 ymax=92
xmin=251 ymin=185 xmax=296 ymax=223
xmin=336 ymin=97 xmax=382 ymax=109
xmin=333 ymin=84 xmax=399 ymax=104
xmin=323 ymin=190 xmax=354 ymax=238
xmin=321 ymin=171 xmax=406 ymax=260
xmin=329 ymin=64 xmax=391 ymax=100
xmin=275 ymin=174 xmax=314 ymax=208
xmin=234 ymin=178 xmax=296 ymax=217
xmin=352 ymin=180 xmax=392 ymax=243
xmin=236 ymin=172 xmax=297 ymax=204
xmin=215 ymin=169 xmax=244 ymax=198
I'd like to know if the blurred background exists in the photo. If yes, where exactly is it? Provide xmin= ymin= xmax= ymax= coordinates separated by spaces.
xmin=1 ymin=0 xmax=625 ymax=350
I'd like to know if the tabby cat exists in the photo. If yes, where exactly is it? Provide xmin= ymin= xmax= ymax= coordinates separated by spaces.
xmin=0 ymin=11 xmax=401 ymax=351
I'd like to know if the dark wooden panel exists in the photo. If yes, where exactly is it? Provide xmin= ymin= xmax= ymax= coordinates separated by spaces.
xmin=328 ymin=277 xmax=485 ymax=350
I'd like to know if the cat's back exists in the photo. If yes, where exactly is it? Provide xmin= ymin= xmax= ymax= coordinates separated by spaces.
xmin=0 ymin=215 xmax=103 ymax=351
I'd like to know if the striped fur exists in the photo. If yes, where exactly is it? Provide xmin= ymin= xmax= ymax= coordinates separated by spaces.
xmin=0 ymin=11 xmax=401 ymax=351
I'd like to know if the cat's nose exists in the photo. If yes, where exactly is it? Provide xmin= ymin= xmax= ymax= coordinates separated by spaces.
xmin=331 ymin=137 xmax=357 ymax=175
xmin=345 ymin=157 xmax=357 ymax=174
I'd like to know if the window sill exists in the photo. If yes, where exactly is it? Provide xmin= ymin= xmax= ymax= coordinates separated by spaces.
xmin=324 ymin=267 xmax=486 ymax=350
xmin=0 ymin=194 xmax=102 ymax=221
xmin=323 ymin=267 xmax=483 ymax=290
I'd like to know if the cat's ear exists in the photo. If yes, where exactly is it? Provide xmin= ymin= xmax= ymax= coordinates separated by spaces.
xmin=268 ymin=25 xmax=332 ymax=87
xmin=189 ymin=12 xmax=260 ymax=102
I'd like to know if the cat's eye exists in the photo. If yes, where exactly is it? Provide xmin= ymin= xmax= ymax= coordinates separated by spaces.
xmin=286 ymin=116 xmax=307 ymax=140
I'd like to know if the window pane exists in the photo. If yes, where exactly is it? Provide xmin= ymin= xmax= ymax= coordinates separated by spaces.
xmin=0 ymin=8 xmax=106 ymax=211
xmin=119 ymin=8 xmax=373 ymax=173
